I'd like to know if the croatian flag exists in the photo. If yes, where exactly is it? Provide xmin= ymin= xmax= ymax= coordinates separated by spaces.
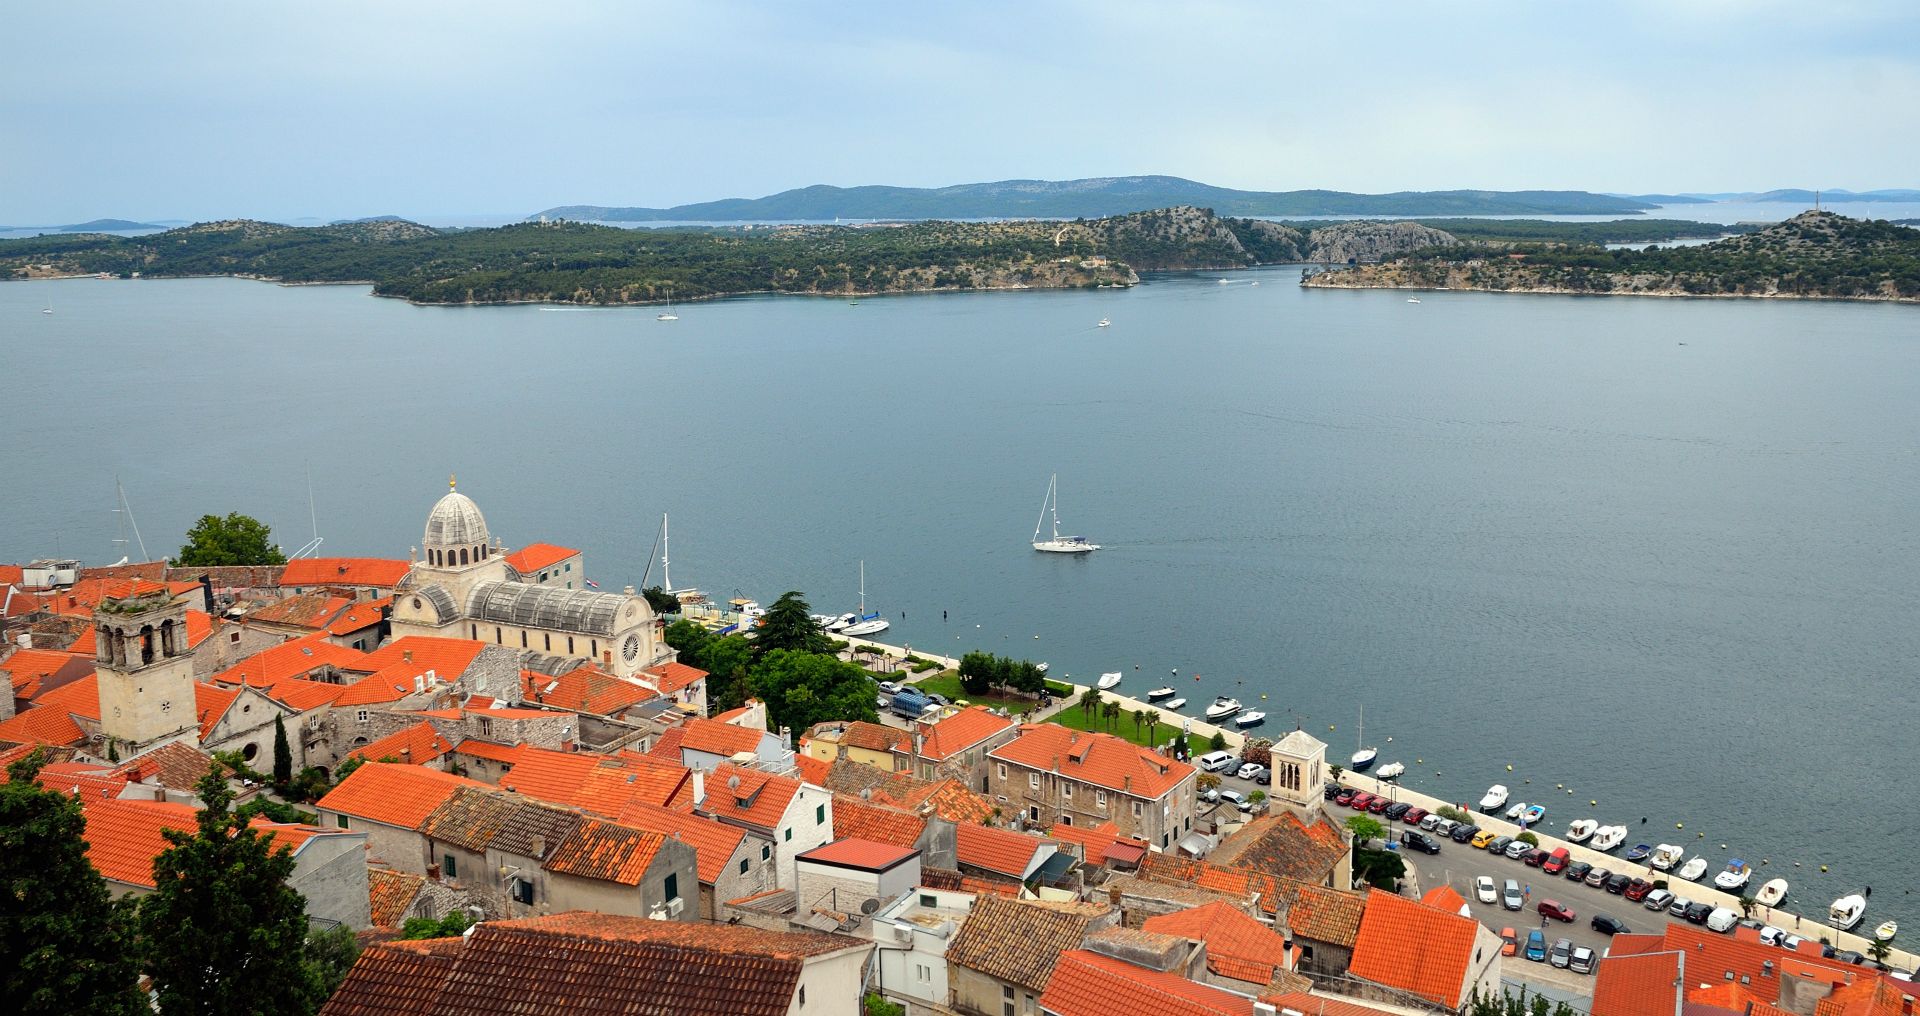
xmin=585 ymin=578 xmax=599 ymax=589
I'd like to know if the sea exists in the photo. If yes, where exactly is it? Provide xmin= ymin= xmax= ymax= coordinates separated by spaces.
xmin=3 ymin=236 xmax=1917 ymax=930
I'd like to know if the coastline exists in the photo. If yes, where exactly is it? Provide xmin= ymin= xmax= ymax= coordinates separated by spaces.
xmin=1300 ymin=277 xmax=1920 ymax=304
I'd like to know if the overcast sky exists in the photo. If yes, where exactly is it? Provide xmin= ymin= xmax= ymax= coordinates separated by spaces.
xmin=3 ymin=0 xmax=1915 ymax=222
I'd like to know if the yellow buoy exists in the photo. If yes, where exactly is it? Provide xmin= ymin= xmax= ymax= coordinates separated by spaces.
xmin=1506 ymin=764 xmax=1513 ymax=772
xmin=1329 ymin=725 xmax=1336 ymax=732
xmin=1677 ymin=823 xmax=1684 ymax=829
xmin=1821 ymin=865 xmax=1829 ymax=873
xmin=1590 ymin=800 xmax=1597 ymax=806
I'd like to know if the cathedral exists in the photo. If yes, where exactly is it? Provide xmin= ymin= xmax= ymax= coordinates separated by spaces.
xmin=388 ymin=479 xmax=673 ymax=679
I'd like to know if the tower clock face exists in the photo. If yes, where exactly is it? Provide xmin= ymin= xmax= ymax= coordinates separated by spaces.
xmin=622 ymin=634 xmax=641 ymax=662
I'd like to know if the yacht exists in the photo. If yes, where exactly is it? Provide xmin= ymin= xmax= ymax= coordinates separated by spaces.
xmin=1204 ymin=696 xmax=1241 ymax=721
xmin=1712 ymin=859 xmax=1752 ymax=891
xmin=1349 ymin=706 xmax=1377 ymax=770
xmin=825 ymin=613 xmax=856 ymax=632
xmin=1097 ymin=672 xmax=1123 ymax=690
xmin=1479 ymin=785 xmax=1510 ymax=812
xmin=1032 ymin=474 xmax=1100 ymax=553
xmin=1406 ymin=296 xmax=1421 ymax=304
xmin=1830 ymin=894 xmax=1867 ymax=932
xmin=1565 ymin=819 xmax=1597 ymax=843
xmin=1146 ymin=686 xmax=1176 ymax=700
xmin=1097 ymin=318 xmax=1110 ymax=328
xmin=1234 ymin=711 xmax=1266 ymax=728
xmin=1590 ymin=825 xmax=1627 ymax=852
xmin=656 ymin=286 xmax=679 ymax=321
xmin=840 ymin=561 xmax=890 ymax=636
xmin=1677 ymin=858 xmax=1709 ymax=882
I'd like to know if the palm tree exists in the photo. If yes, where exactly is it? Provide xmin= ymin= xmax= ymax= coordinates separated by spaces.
xmin=1080 ymin=687 xmax=1101 ymax=720
xmin=1103 ymin=700 xmax=1121 ymax=732
xmin=1131 ymin=708 xmax=1147 ymax=737
xmin=1737 ymin=894 xmax=1757 ymax=919
xmin=1869 ymin=936 xmax=1893 ymax=964
xmin=1145 ymin=713 xmax=1161 ymax=746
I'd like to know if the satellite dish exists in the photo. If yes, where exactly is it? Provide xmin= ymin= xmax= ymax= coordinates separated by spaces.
xmin=860 ymin=898 xmax=882 ymax=915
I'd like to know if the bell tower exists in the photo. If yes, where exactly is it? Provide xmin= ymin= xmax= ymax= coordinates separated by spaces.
xmin=93 ymin=591 xmax=199 ymax=751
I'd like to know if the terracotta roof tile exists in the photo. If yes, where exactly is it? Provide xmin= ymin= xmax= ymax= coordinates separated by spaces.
xmin=640 ymin=660 xmax=707 ymax=696
xmin=418 ymin=785 xmax=580 ymax=854
xmin=698 ymin=763 xmax=802 ymax=832
xmin=1050 ymin=821 xmax=1150 ymax=866
xmin=990 ymin=723 xmax=1194 ymax=799
xmin=1 ymin=647 xmax=92 ymax=699
xmin=502 ymin=544 xmax=578 ymax=574
xmin=614 ymin=800 xmax=748 ymax=884
xmin=792 ymin=753 xmax=831 ymax=786
xmin=348 ymin=721 xmax=455 ymax=764
xmin=451 ymin=739 xmax=521 ymax=763
xmin=316 ymin=762 xmax=486 ymax=829
xmin=914 ymin=705 xmax=1014 ymax=761
xmin=1261 ymin=993 xmax=1417 ymax=1016
xmin=280 ymin=558 xmax=411 ymax=589
xmin=214 ymin=631 xmax=364 ymax=691
xmin=1040 ymin=949 xmax=1258 ymax=1016
xmin=1592 ymin=949 xmax=1682 ymax=1016
xmin=195 ymin=683 xmax=241 ymax=740
xmin=497 ymin=746 xmax=691 ymax=815
xmin=1137 ymin=850 xmax=1366 ymax=945
xmin=1143 ymin=900 xmax=1291 ymax=985
xmin=522 ymin=665 xmax=656 ymax=716
xmin=797 ymin=838 xmax=917 ymax=871
xmin=0 ymin=674 xmax=99 ymax=745
xmin=264 ymin=678 xmax=350 ymax=711
xmin=955 ymin=822 xmax=1050 ymax=878
xmin=921 ymin=866 xmax=1023 ymax=898
xmin=542 ymin=818 xmax=666 ymax=885
xmin=78 ymin=797 xmax=199 ymax=887
xmin=676 ymin=716 xmax=768 ymax=757
xmin=1347 ymin=889 xmax=1482 ymax=1009
xmin=319 ymin=938 xmax=464 ymax=1016
xmin=36 ymin=761 xmax=129 ymax=800
xmin=247 ymin=593 xmax=353 ymax=630
xmin=831 ymin=794 xmax=927 ymax=848
xmin=327 ymin=597 xmax=390 ymax=636
xmin=945 ymin=894 xmax=1112 ymax=990
xmin=834 ymin=720 xmax=911 ymax=753
xmin=366 ymin=868 xmax=427 ymax=928
xmin=1208 ymin=810 xmax=1349 ymax=885
xmin=1423 ymin=886 xmax=1469 ymax=914
xmin=110 ymin=741 xmax=217 ymax=792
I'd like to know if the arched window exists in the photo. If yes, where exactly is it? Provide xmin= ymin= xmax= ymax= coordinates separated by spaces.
xmin=459 ymin=547 xmax=469 ymax=565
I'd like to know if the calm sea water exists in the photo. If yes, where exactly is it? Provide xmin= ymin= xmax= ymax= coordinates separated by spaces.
xmin=4 ymin=272 xmax=1917 ymax=926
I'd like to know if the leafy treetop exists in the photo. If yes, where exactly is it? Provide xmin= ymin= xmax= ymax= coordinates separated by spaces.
xmin=175 ymin=511 xmax=287 ymax=566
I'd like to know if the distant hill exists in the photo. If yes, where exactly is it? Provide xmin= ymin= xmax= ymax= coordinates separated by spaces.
xmin=1627 ymin=189 xmax=1920 ymax=204
xmin=59 ymin=218 xmax=166 ymax=231
xmin=533 ymin=176 xmax=1658 ymax=222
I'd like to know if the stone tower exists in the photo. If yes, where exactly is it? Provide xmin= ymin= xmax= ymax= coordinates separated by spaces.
xmin=1265 ymin=728 xmax=1329 ymax=819
xmin=93 ymin=591 xmax=199 ymax=751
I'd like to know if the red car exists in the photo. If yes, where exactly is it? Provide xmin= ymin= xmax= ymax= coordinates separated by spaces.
xmin=1624 ymin=878 xmax=1654 ymax=902
xmin=1402 ymin=807 xmax=1429 ymax=825
xmin=1523 ymin=848 xmax=1549 ymax=867
xmin=1349 ymin=792 xmax=1375 ymax=810
xmin=1368 ymin=797 xmax=1391 ymax=815
xmin=1334 ymin=789 xmax=1356 ymax=806
xmin=1541 ymin=848 xmax=1570 ymax=874
xmin=1537 ymin=900 xmax=1576 ymax=923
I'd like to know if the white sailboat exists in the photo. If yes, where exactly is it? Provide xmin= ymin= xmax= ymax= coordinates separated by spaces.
xmin=1032 ymin=474 xmax=1099 ymax=553
xmin=841 ymin=561 xmax=890 ymax=636
xmin=1350 ymin=706 xmax=1377 ymax=770
xmin=656 ymin=286 xmax=679 ymax=321
xmin=1097 ymin=317 xmax=1110 ymax=328
xmin=42 ymin=297 xmax=54 ymax=314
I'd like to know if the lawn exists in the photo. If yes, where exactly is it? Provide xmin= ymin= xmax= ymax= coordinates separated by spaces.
xmin=909 ymin=672 xmax=1047 ymax=715
xmin=1047 ymin=703 xmax=1177 ymax=748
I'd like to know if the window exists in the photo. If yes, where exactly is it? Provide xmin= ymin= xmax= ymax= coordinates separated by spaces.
xmin=1061 ymin=783 xmax=1072 ymax=800
xmin=470 ymin=624 xmax=477 ymax=639
xmin=815 ymin=804 xmax=825 ymax=825
xmin=511 ymin=877 xmax=533 ymax=904
xmin=1132 ymin=801 xmax=1143 ymax=817
xmin=544 ymin=633 xmax=551 ymax=650
xmin=916 ymin=962 xmax=931 ymax=983
xmin=1061 ymin=815 xmax=1073 ymax=826
xmin=740 ymin=858 xmax=750 ymax=875
xmin=784 ymin=828 xmax=792 ymax=842
xmin=478 ymin=717 xmax=493 ymax=737
xmin=229 ymin=631 xmax=241 ymax=644
xmin=798 ymin=986 xmax=806 ymax=1007
xmin=997 ymin=763 xmax=1007 ymax=780
xmin=1096 ymin=790 xmax=1106 ymax=806
xmin=664 ymin=872 xmax=679 ymax=903
xmin=920 ymin=894 xmax=937 ymax=907
xmin=520 ymin=631 xmax=528 ymax=648
xmin=565 ymin=563 xmax=572 ymax=571
xmin=356 ymin=709 xmax=368 ymax=723
xmin=566 ymin=636 xmax=575 ymax=654
xmin=335 ymin=814 xmax=349 ymax=829
xmin=494 ymin=626 xmax=502 ymax=644
xmin=761 ymin=844 xmax=771 ymax=860
xmin=1028 ymin=773 xmax=1039 ymax=790
xmin=443 ymin=854 xmax=457 ymax=878
xmin=1003 ymin=985 xmax=1016 ymax=1016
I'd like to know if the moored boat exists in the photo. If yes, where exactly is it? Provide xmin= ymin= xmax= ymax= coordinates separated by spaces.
xmin=1204 ymin=696 xmax=1241 ymax=721
xmin=1376 ymin=761 xmax=1405 ymax=780
xmin=1097 ymin=671 xmax=1123 ymax=690
xmin=1591 ymin=825 xmax=1627 ymax=852
xmin=1520 ymin=804 xmax=1545 ymax=826
xmin=1146 ymin=686 xmax=1175 ymax=700
xmin=1678 ymin=858 xmax=1709 ymax=882
xmin=1756 ymin=878 xmax=1788 ymax=907
xmin=1565 ymin=819 xmax=1597 ymax=843
xmin=1650 ymin=844 xmax=1686 ymax=872
xmin=1235 ymin=711 xmax=1266 ymax=728
xmin=1625 ymin=843 xmax=1654 ymax=863
xmin=1162 ymin=697 xmax=1186 ymax=711
xmin=1712 ymin=859 xmax=1751 ymax=891
xmin=1876 ymin=921 xmax=1898 ymax=942
xmin=1480 ymin=785 xmax=1510 ymax=812
xmin=1349 ymin=706 xmax=1376 ymax=770
xmin=1505 ymin=801 xmax=1528 ymax=821
xmin=1830 ymin=894 xmax=1867 ymax=931
xmin=1035 ymin=662 xmax=1049 ymax=673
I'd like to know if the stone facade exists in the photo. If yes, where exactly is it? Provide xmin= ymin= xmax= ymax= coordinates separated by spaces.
xmin=93 ymin=595 xmax=200 ymax=751
xmin=287 ymin=831 xmax=375 ymax=930
xmin=987 ymin=755 xmax=1196 ymax=850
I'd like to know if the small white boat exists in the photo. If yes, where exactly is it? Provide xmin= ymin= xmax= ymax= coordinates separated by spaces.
xmin=1375 ymin=761 xmax=1405 ymax=780
xmin=1032 ymin=474 xmax=1100 ymax=553
xmin=1505 ymin=801 xmax=1529 ymax=821
xmin=825 ymin=613 xmax=856 ymax=632
xmin=1678 ymin=858 xmax=1709 ymax=882
xmin=1349 ymin=707 xmax=1376 ymax=770
xmin=1875 ymin=921 xmax=1898 ymax=942
xmin=1650 ymin=844 xmax=1686 ymax=872
xmin=1217 ymin=278 xmax=1232 ymax=285
xmin=656 ymin=286 xmax=679 ymax=321
xmin=1756 ymin=878 xmax=1789 ymax=907
xmin=1204 ymin=697 xmax=1241 ymax=721
xmin=1161 ymin=697 xmax=1186 ymax=711
xmin=1097 ymin=318 xmax=1110 ymax=328
xmin=1035 ymin=662 xmax=1049 ymax=673
xmin=1480 ymin=785 xmax=1510 ymax=812
xmin=1520 ymin=804 xmax=1545 ymax=826
xmin=1097 ymin=672 xmax=1123 ymax=690
xmin=1235 ymin=711 xmax=1266 ymax=728
xmin=1145 ymin=686 xmax=1175 ymax=700
xmin=811 ymin=614 xmax=838 ymax=629
xmin=1565 ymin=819 xmax=1597 ymax=843
xmin=1591 ymin=826 xmax=1627 ymax=852
xmin=1406 ymin=297 xmax=1422 ymax=304
xmin=1712 ymin=859 xmax=1751 ymax=891
xmin=1830 ymin=894 xmax=1867 ymax=931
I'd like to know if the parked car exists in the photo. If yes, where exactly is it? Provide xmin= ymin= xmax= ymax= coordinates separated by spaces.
xmin=1836 ymin=950 xmax=1866 ymax=965
xmin=1400 ymin=831 xmax=1443 ymax=855
xmin=878 ymin=680 xmax=902 ymax=694
xmin=1487 ymin=835 xmax=1514 ymax=855
xmin=1524 ymin=849 xmax=1549 ymax=867
xmin=1707 ymin=907 xmax=1739 ymax=933
xmin=1625 ymin=878 xmax=1653 ymax=902
xmin=1684 ymin=902 xmax=1715 ymax=925
xmin=1500 ymin=927 xmax=1518 ymax=956
xmin=1502 ymin=879 xmax=1524 ymax=911
xmin=1349 ymin=792 xmax=1375 ymax=810
xmin=1324 ymin=783 xmax=1342 ymax=800
xmin=1197 ymin=751 xmax=1240 ymax=774
xmin=1505 ymin=840 xmax=1532 ymax=860
xmin=1434 ymin=818 xmax=1458 ymax=837
xmin=1538 ymin=899 xmax=1576 ymax=923
xmin=1334 ymin=788 xmax=1357 ymax=806
xmin=876 ymin=695 xmax=890 ymax=709
xmin=1368 ymin=797 xmax=1391 ymax=815
xmin=1585 ymin=867 xmax=1612 ymax=888
xmin=1419 ymin=814 xmax=1443 ymax=832
xmin=1668 ymin=896 xmax=1693 ymax=917
xmin=1254 ymin=769 xmax=1270 ymax=786
xmin=1737 ymin=919 xmax=1765 ymax=933
xmin=1475 ymin=876 xmax=1498 ymax=905
xmin=1604 ymin=873 xmax=1632 ymax=895
xmin=1384 ymin=802 xmax=1412 ymax=821
xmin=1760 ymin=926 xmax=1787 ymax=947
xmin=1643 ymin=889 xmax=1675 ymax=912
xmin=1570 ymin=946 xmax=1597 ymax=975
xmin=1564 ymin=861 xmax=1593 ymax=882
xmin=1237 ymin=762 xmax=1265 ymax=780
xmin=1782 ymin=934 xmax=1806 ymax=951
xmin=1550 ymin=938 xmax=1573 ymax=969
xmin=1218 ymin=790 xmax=1248 ymax=809
xmin=1402 ymin=807 xmax=1429 ymax=825
xmin=1592 ymin=914 xmax=1632 ymax=936
xmin=1525 ymin=929 xmax=1548 ymax=962
xmin=1450 ymin=823 xmax=1478 ymax=843
xmin=1471 ymin=829 xmax=1499 ymax=849
xmin=1542 ymin=848 xmax=1571 ymax=874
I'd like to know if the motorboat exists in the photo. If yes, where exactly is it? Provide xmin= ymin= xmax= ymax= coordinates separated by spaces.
xmin=1406 ymin=297 xmax=1422 ymax=304
xmin=1624 ymin=843 xmax=1655 ymax=863
xmin=1591 ymin=826 xmax=1627 ymax=852
xmin=1650 ymin=844 xmax=1686 ymax=872
xmin=1205 ymin=697 xmax=1242 ymax=721
xmin=1146 ymin=687 xmax=1176 ymax=700
xmin=1097 ymin=672 xmax=1123 ymax=690
xmin=1565 ymin=820 xmax=1597 ymax=844
xmin=1032 ymin=474 xmax=1100 ymax=553
xmin=1520 ymin=804 xmax=1545 ymax=826
xmin=825 ymin=613 xmax=856 ymax=632
xmin=1830 ymin=895 xmax=1867 ymax=931
xmin=1875 ymin=921 xmax=1899 ymax=942
xmin=1350 ymin=706 xmax=1376 ymax=770
xmin=1678 ymin=858 xmax=1710 ymax=882
xmin=1505 ymin=802 xmax=1529 ymax=821
xmin=1161 ymin=697 xmax=1186 ymax=711
xmin=1756 ymin=879 xmax=1789 ymax=907
xmin=1035 ymin=662 xmax=1049 ymax=673
xmin=1235 ymin=711 xmax=1267 ymax=728
xmin=811 ymin=614 xmax=839 ymax=629
xmin=1712 ymin=859 xmax=1752 ymax=892
xmin=1480 ymin=785 xmax=1510 ymax=812
xmin=1097 ymin=318 xmax=1110 ymax=328
xmin=1376 ymin=761 xmax=1405 ymax=780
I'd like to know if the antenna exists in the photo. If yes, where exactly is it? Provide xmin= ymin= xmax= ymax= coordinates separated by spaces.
xmin=288 ymin=464 xmax=325 ymax=559
xmin=113 ymin=477 xmax=150 ymax=562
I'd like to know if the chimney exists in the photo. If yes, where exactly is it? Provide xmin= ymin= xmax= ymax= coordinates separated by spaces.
xmin=531 ymin=834 xmax=547 ymax=859
xmin=200 ymin=575 xmax=215 ymax=614
xmin=1763 ymin=961 xmax=1775 ymax=978
xmin=1125 ymin=775 xmax=1133 ymax=793
xmin=404 ymin=649 xmax=414 ymax=664
xmin=691 ymin=769 xmax=706 ymax=807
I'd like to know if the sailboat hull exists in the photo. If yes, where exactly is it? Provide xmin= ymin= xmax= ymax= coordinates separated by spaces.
xmin=1033 ymin=540 xmax=1098 ymax=553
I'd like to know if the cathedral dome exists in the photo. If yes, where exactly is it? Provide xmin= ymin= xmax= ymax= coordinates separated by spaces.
xmin=425 ymin=488 xmax=489 ymax=549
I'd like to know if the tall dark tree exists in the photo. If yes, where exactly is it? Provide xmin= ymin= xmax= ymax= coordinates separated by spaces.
xmin=272 ymin=713 xmax=293 ymax=787
xmin=754 ymin=591 xmax=828 ymax=656
xmin=957 ymin=651 xmax=996 ymax=696
xmin=175 ymin=512 xmax=287 ymax=566
xmin=139 ymin=765 xmax=322 ymax=1016
xmin=0 ymin=751 xmax=147 ymax=1016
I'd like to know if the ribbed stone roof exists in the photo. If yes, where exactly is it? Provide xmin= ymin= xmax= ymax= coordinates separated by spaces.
xmin=466 ymin=582 xmax=634 ymax=636
xmin=424 ymin=490 xmax=489 ymax=548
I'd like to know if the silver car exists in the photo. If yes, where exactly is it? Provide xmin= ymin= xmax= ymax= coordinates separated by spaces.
xmin=1570 ymin=946 xmax=1596 ymax=974
xmin=1502 ymin=878 xmax=1524 ymax=911
xmin=1550 ymin=938 xmax=1573 ymax=969
xmin=1420 ymin=814 xmax=1443 ymax=832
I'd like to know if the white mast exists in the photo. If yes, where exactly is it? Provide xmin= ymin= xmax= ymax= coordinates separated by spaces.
xmin=1050 ymin=473 xmax=1063 ymax=540
xmin=858 ymin=560 xmax=866 ymax=615
xmin=661 ymin=513 xmax=672 ymax=592
xmin=113 ymin=477 xmax=150 ymax=562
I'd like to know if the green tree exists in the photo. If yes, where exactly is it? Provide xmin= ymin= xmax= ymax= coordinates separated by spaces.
xmin=1102 ymin=700 xmax=1121 ymax=732
xmin=755 ymin=591 xmax=828 ymax=656
xmin=140 ymin=765 xmax=322 ymax=1016
xmin=1516 ymin=831 xmax=1539 ymax=846
xmin=1006 ymin=660 xmax=1045 ymax=695
xmin=958 ymin=651 xmax=997 ymax=696
xmin=1737 ymin=894 xmax=1757 ymax=919
xmin=1131 ymin=708 xmax=1148 ymax=737
xmin=1144 ymin=713 xmax=1161 ymax=746
xmin=1435 ymin=805 xmax=1471 ymax=824
xmin=401 ymin=910 xmax=472 ymax=940
xmin=1868 ymin=935 xmax=1893 ymax=964
xmin=1080 ymin=687 xmax=1101 ymax=719
xmin=1345 ymin=814 xmax=1386 ymax=845
xmin=747 ymin=648 xmax=878 ymax=734
xmin=174 ymin=512 xmax=287 ymax=566
xmin=662 ymin=618 xmax=713 ymax=658
xmin=272 ymin=714 xmax=293 ymax=787
xmin=304 ymin=925 xmax=362 ymax=1000
xmin=0 ymin=751 xmax=147 ymax=1016
xmin=694 ymin=634 xmax=754 ymax=713
xmin=1209 ymin=730 xmax=1227 ymax=752
xmin=641 ymin=586 xmax=681 ymax=616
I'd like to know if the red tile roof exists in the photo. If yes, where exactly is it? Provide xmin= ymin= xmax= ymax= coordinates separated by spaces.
xmin=1041 ymin=949 xmax=1259 ymax=1016
xmin=1422 ymin=886 xmax=1469 ymax=915
xmin=946 ymin=895 xmax=1115 ymax=990
xmin=355 ymin=636 xmax=486 ymax=677
xmin=542 ymin=817 xmax=666 ymax=886
xmin=676 ymin=716 xmax=768 ymax=757
xmin=832 ymin=794 xmax=927 ymax=848
xmin=990 ymin=723 xmax=1193 ymax=799
xmin=613 ymin=800 xmax=748 ymax=884
xmin=792 ymin=753 xmax=831 ymax=786
xmin=832 ymin=720 xmax=911 ymax=753
xmin=348 ymin=721 xmax=455 ymax=764
xmin=265 ymin=679 xmax=350 ymax=711
xmin=641 ymin=661 xmax=707 ymax=696
xmin=327 ymin=597 xmax=391 ymax=636
xmin=522 ymin=665 xmax=656 ymax=716
xmin=452 ymin=739 xmax=522 ymax=763
xmin=366 ymin=868 xmax=427 ymax=929
xmin=2 ymin=647 xmax=92 ymax=699
xmin=1143 ymin=900 xmax=1290 ymax=985
xmin=1207 ymin=810 xmax=1349 ymax=884
xmin=1591 ymin=948 xmax=1682 ymax=1016
xmin=210 ymin=633 xmax=370 ymax=687
xmin=1347 ymin=889 xmax=1483 ymax=1009
xmin=0 ymin=674 xmax=100 ymax=745
xmin=78 ymin=797 xmax=198 ymax=886
xmin=1049 ymin=821 xmax=1150 ymax=866
xmin=316 ymin=762 xmax=486 ymax=830
xmin=50 ymin=578 xmax=172 ymax=613
xmin=194 ymin=683 xmax=241 ymax=740
xmin=110 ymin=741 xmax=219 ymax=792
xmin=0 ymin=564 xmax=22 ymax=585
xmin=497 ymin=746 xmax=692 ymax=815
xmin=502 ymin=543 xmax=579 ymax=575
xmin=797 ymin=837 xmax=917 ymax=872
xmin=247 ymin=593 xmax=353 ymax=630
xmin=318 ymin=937 xmax=464 ymax=1016
xmin=698 ymin=763 xmax=803 ymax=831
xmin=279 ymin=558 xmax=411 ymax=589
xmin=956 ymin=822 xmax=1049 ymax=878
xmin=36 ymin=760 xmax=130 ymax=801
xmin=914 ymin=705 xmax=1014 ymax=761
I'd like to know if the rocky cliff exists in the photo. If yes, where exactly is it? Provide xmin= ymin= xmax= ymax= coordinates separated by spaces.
xmin=1304 ymin=221 xmax=1459 ymax=263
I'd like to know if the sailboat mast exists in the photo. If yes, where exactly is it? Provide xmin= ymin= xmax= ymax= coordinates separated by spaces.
xmin=1034 ymin=477 xmax=1053 ymax=543
xmin=858 ymin=560 xmax=866 ymax=614
xmin=116 ymin=477 xmax=150 ymax=562
xmin=1050 ymin=473 xmax=1063 ymax=540
xmin=661 ymin=513 xmax=672 ymax=592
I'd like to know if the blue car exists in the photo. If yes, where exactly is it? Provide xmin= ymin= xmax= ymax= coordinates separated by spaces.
xmin=1525 ymin=929 xmax=1548 ymax=962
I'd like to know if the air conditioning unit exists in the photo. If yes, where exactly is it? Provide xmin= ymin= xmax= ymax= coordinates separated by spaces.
xmin=666 ymin=897 xmax=685 ymax=917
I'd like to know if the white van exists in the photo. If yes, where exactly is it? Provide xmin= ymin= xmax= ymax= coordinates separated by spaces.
xmin=1195 ymin=750 xmax=1239 ymax=773
xmin=1707 ymin=907 xmax=1739 ymax=933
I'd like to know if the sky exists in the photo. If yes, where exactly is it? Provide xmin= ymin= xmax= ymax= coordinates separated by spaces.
xmin=2 ymin=0 xmax=1916 ymax=223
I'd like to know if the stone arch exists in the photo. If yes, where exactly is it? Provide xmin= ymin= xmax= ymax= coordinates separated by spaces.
xmin=160 ymin=618 xmax=179 ymax=657
xmin=139 ymin=624 xmax=156 ymax=665
xmin=459 ymin=547 xmax=469 ymax=566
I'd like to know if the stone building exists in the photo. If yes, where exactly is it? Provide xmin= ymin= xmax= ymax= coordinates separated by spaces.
xmin=91 ymin=593 xmax=200 ymax=754
xmin=986 ymin=724 xmax=1197 ymax=849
